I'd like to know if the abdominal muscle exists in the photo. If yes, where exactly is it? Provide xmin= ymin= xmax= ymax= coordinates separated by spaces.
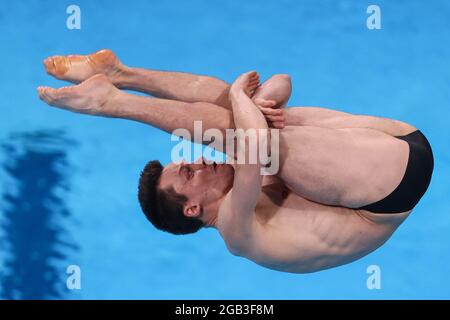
xmin=245 ymin=192 xmax=410 ymax=273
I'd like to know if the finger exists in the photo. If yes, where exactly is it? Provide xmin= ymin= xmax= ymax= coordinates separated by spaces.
xmin=259 ymin=107 xmax=283 ymax=116
xmin=269 ymin=121 xmax=285 ymax=129
xmin=260 ymin=108 xmax=283 ymax=116
xmin=254 ymin=98 xmax=277 ymax=108
xmin=268 ymin=121 xmax=280 ymax=129
xmin=265 ymin=115 xmax=285 ymax=122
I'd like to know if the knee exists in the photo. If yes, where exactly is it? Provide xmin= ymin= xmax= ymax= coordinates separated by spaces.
xmin=253 ymin=74 xmax=292 ymax=106
xmin=270 ymin=74 xmax=292 ymax=105
xmin=275 ymin=74 xmax=291 ymax=82
xmin=269 ymin=74 xmax=292 ymax=85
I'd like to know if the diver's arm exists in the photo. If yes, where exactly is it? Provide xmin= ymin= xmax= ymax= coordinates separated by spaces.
xmin=229 ymin=92 xmax=267 ymax=212
xmin=218 ymin=73 xmax=270 ymax=253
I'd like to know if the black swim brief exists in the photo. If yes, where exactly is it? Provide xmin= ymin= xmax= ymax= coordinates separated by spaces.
xmin=358 ymin=130 xmax=434 ymax=214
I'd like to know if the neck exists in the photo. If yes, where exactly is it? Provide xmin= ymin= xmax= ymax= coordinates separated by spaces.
xmin=201 ymin=195 xmax=227 ymax=229
xmin=203 ymin=214 xmax=218 ymax=228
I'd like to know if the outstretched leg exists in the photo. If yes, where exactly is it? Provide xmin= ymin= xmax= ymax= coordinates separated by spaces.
xmin=43 ymin=49 xmax=292 ymax=111
xmin=38 ymin=74 xmax=235 ymax=153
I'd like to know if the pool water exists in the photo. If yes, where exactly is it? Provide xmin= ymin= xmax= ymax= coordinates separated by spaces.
xmin=0 ymin=0 xmax=449 ymax=299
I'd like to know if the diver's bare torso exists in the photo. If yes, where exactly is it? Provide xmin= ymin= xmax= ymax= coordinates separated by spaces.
xmin=219 ymin=179 xmax=410 ymax=273
xmin=217 ymin=115 xmax=416 ymax=273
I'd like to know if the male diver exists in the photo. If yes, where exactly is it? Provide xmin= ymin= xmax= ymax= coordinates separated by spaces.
xmin=38 ymin=50 xmax=433 ymax=273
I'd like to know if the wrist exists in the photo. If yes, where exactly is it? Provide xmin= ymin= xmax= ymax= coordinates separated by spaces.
xmin=229 ymin=88 xmax=245 ymax=102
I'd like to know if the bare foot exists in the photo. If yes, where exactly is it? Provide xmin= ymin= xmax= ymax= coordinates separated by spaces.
xmin=43 ymin=49 xmax=125 ymax=85
xmin=230 ymin=71 xmax=260 ymax=98
xmin=37 ymin=74 xmax=119 ymax=115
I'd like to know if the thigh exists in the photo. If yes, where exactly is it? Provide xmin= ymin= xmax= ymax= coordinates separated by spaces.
xmin=314 ymin=115 xmax=417 ymax=137
xmin=277 ymin=126 xmax=410 ymax=208
xmin=285 ymin=107 xmax=351 ymax=125
xmin=286 ymin=107 xmax=417 ymax=136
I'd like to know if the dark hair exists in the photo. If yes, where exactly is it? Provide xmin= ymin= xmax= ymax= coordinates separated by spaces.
xmin=138 ymin=160 xmax=204 ymax=235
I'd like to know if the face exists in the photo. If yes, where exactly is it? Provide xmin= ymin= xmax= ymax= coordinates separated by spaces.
xmin=158 ymin=157 xmax=234 ymax=217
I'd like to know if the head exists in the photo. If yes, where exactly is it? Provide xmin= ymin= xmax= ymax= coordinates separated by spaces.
xmin=138 ymin=158 xmax=234 ymax=235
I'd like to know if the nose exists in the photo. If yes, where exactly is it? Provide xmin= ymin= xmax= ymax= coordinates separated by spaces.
xmin=191 ymin=157 xmax=218 ymax=172
xmin=194 ymin=157 xmax=207 ymax=165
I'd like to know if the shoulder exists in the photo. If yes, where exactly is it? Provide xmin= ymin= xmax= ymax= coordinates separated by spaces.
xmin=216 ymin=191 xmax=259 ymax=256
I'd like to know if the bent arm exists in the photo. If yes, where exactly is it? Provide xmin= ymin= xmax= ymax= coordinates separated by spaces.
xmin=229 ymin=95 xmax=265 ymax=214
xmin=227 ymin=73 xmax=269 ymax=221
xmin=219 ymin=79 xmax=270 ymax=250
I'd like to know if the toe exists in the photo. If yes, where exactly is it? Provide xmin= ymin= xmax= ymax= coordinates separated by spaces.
xmin=37 ymin=86 xmax=46 ymax=100
xmin=43 ymin=56 xmax=69 ymax=77
xmin=54 ymin=56 xmax=69 ymax=75
xmin=43 ymin=57 xmax=56 ymax=74
xmin=38 ymin=86 xmax=52 ymax=103
xmin=47 ymin=56 xmax=69 ymax=77
xmin=41 ymin=87 xmax=61 ymax=105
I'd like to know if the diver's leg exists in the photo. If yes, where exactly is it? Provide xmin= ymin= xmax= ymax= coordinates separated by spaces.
xmin=38 ymin=74 xmax=235 ymax=154
xmin=285 ymin=107 xmax=417 ymax=136
xmin=252 ymin=74 xmax=291 ymax=107
xmin=43 ymin=49 xmax=291 ymax=110
xmin=277 ymin=125 xmax=410 ymax=208
xmin=117 ymin=72 xmax=291 ymax=110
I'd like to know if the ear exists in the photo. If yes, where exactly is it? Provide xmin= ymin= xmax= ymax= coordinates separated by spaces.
xmin=183 ymin=203 xmax=202 ymax=218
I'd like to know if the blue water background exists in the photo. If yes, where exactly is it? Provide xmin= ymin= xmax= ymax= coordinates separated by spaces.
xmin=0 ymin=0 xmax=449 ymax=299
